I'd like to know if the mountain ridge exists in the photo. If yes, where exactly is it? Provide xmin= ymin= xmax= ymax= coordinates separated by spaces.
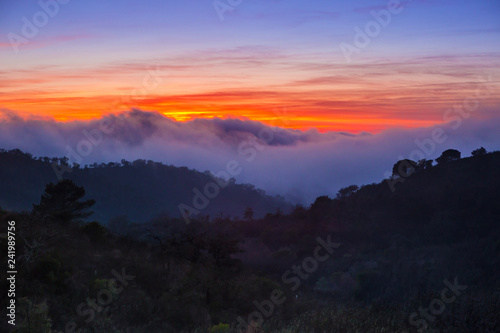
xmin=0 ymin=148 xmax=292 ymax=223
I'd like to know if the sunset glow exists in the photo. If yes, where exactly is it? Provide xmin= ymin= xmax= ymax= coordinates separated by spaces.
xmin=1 ymin=0 xmax=499 ymax=133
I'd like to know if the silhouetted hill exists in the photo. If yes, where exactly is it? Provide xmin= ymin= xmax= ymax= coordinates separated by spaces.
xmin=235 ymin=150 xmax=500 ymax=248
xmin=0 ymin=148 xmax=291 ymax=223
xmin=1 ymin=149 xmax=499 ymax=332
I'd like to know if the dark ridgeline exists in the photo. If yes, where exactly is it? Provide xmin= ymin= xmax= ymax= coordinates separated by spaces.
xmin=0 ymin=148 xmax=291 ymax=223
xmin=1 ymin=148 xmax=499 ymax=332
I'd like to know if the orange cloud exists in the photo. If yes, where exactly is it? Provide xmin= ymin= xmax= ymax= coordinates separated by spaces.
xmin=1 ymin=53 xmax=498 ymax=133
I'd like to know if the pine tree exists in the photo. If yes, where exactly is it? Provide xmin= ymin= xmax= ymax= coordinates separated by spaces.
xmin=33 ymin=180 xmax=95 ymax=224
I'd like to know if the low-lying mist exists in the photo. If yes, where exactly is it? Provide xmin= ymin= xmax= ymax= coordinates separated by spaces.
xmin=1 ymin=108 xmax=499 ymax=203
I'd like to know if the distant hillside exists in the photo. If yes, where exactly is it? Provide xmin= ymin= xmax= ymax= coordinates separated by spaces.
xmin=0 ymin=148 xmax=292 ymax=223
xmin=233 ymin=149 xmax=500 ymax=251
xmin=1 ymin=149 xmax=499 ymax=332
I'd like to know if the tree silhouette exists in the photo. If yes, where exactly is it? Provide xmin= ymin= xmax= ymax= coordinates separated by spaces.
xmin=416 ymin=159 xmax=433 ymax=171
xmin=336 ymin=185 xmax=359 ymax=199
xmin=471 ymin=147 xmax=487 ymax=156
xmin=392 ymin=159 xmax=418 ymax=178
xmin=243 ymin=207 xmax=254 ymax=220
xmin=33 ymin=180 xmax=95 ymax=224
xmin=206 ymin=233 xmax=242 ymax=267
xmin=436 ymin=149 xmax=461 ymax=164
xmin=309 ymin=195 xmax=333 ymax=223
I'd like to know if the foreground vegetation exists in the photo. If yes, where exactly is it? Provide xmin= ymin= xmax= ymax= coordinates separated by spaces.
xmin=1 ymin=149 xmax=500 ymax=332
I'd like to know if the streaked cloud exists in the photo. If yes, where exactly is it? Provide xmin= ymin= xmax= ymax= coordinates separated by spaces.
xmin=1 ymin=109 xmax=499 ymax=203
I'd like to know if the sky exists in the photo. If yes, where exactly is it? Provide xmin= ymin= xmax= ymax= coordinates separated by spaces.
xmin=1 ymin=0 xmax=500 ymax=202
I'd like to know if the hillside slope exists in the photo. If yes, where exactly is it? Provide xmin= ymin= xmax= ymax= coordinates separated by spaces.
xmin=0 ymin=149 xmax=291 ymax=222
xmin=0 ymin=150 xmax=499 ymax=332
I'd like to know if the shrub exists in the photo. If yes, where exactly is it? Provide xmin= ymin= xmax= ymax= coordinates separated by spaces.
xmin=81 ymin=221 xmax=107 ymax=242
xmin=14 ymin=298 xmax=52 ymax=333
xmin=210 ymin=322 xmax=230 ymax=333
